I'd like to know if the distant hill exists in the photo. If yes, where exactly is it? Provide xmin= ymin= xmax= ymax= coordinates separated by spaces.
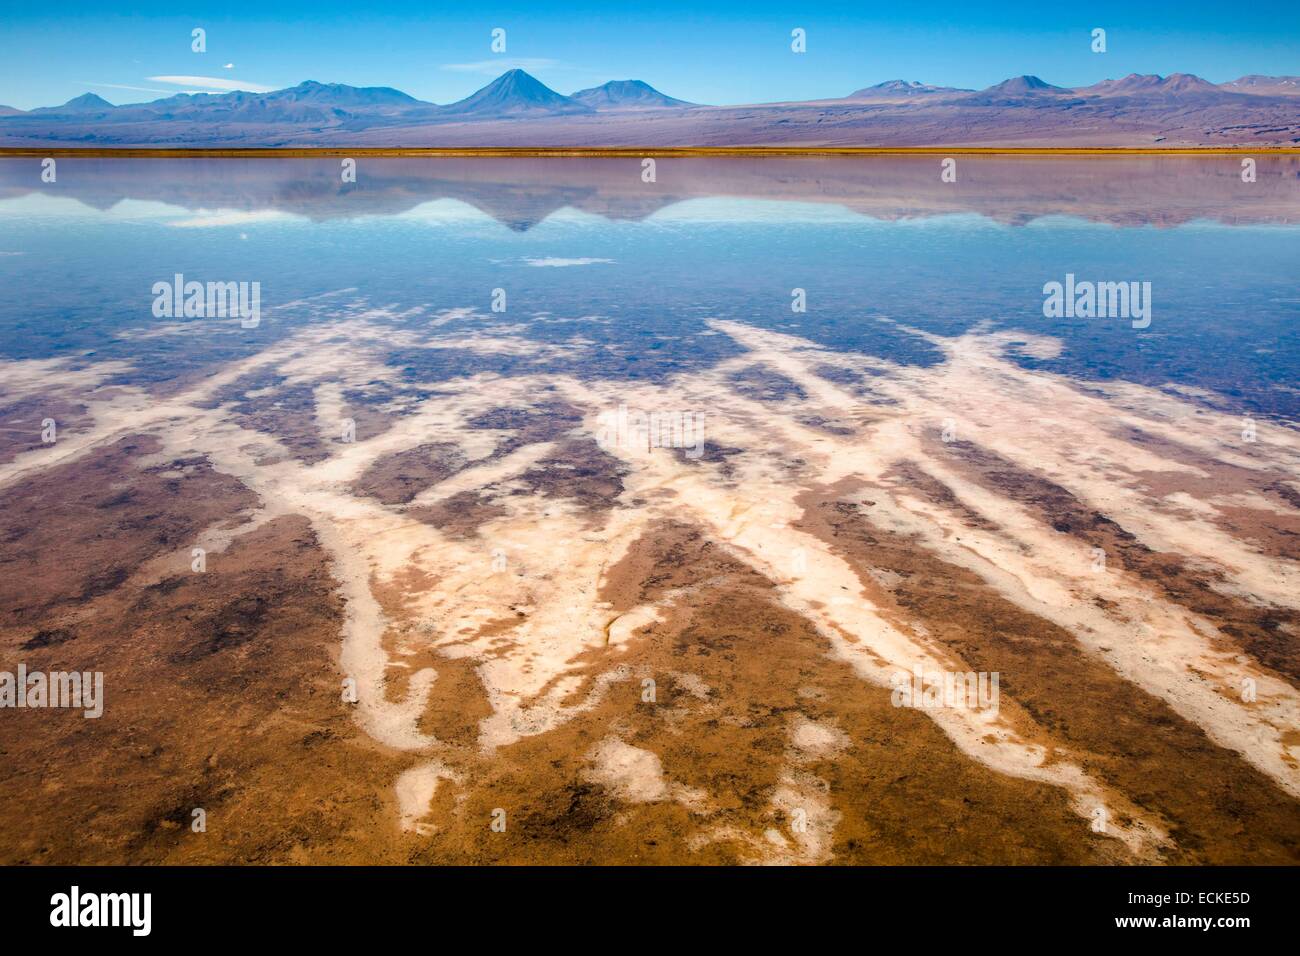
xmin=983 ymin=75 xmax=1071 ymax=95
xmin=570 ymin=80 xmax=692 ymax=109
xmin=1219 ymin=75 xmax=1300 ymax=96
xmin=954 ymin=75 xmax=1078 ymax=108
xmin=31 ymin=92 xmax=117 ymax=114
xmin=1080 ymin=73 xmax=1222 ymax=97
xmin=17 ymin=82 xmax=434 ymax=126
xmin=846 ymin=80 xmax=970 ymax=100
xmin=439 ymin=69 xmax=591 ymax=117
xmin=261 ymin=81 xmax=424 ymax=109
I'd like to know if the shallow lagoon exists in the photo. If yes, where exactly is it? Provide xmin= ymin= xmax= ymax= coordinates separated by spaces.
xmin=0 ymin=155 xmax=1295 ymax=417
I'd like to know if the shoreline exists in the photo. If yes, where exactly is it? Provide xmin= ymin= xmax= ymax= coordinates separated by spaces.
xmin=1 ymin=145 xmax=1297 ymax=158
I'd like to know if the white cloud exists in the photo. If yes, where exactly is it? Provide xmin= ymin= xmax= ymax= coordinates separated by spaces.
xmin=148 ymin=75 xmax=275 ymax=93
xmin=223 ymin=63 xmax=234 ymax=69
xmin=441 ymin=58 xmax=560 ymax=75
xmin=523 ymin=257 xmax=614 ymax=268
xmin=168 ymin=209 xmax=297 ymax=228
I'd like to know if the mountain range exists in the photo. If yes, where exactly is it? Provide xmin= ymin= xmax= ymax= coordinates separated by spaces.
xmin=1 ymin=69 xmax=1297 ymax=147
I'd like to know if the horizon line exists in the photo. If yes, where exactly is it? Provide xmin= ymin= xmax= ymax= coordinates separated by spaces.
xmin=4 ymin=146 xmax=1296 ymax=158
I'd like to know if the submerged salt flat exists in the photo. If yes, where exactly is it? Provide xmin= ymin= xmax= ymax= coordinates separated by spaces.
xmin=0 ymin=156 xmax=1297 ymax=864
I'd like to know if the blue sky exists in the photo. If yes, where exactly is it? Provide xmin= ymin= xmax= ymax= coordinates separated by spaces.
xmin=1 ymin=1 xmax=1296 ymax=110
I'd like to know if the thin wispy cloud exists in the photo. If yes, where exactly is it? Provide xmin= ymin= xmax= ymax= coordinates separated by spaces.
xmin=80 ymin=82 xmax=208 ymax=97
xmin=148 ymin=75 xmax=274 ymax=93
xmin=168 ymin=209 xmax=297 ymax=228
xmin=440 ymin=58 xmax=560 ymax=75
xmin=523 ymin=257 xmax=614 ymax=268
